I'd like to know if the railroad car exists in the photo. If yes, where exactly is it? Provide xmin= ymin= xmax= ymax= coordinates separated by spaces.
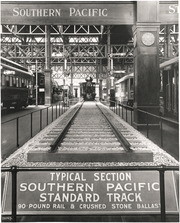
xmin=37 ymin=72 xmax=45 ymax=105
xmin=1 ymin=57 xmax=33 ymax=110
xmin=115 ymin=56 xmax=179 ymax=118
xmin=28 ymin=72 xmax=45 ymax=105
xmin=80 ymin=77 xmax=96 ymax=101
xmin=159 ymin=57 xmax=179 ymax=118
xmin=115 ymin=73 xmax=134 ymax=107
xmin=29 ymin=74 xmax=68 ymax=105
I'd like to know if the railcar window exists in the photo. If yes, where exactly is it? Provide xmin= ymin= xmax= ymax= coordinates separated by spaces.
xmin=130 ymin=78 xmax=133 ymax=90
xmin=19 ymin=78 xmax=21 ymax=87
xmin=13 ymin=77 xmax=16 ymax=87
xmin=39 ymin=77 xmax=44 ymax=86
xmin=9 ymin=76 xmax=13 ymax=87
xmin=172 ymin=76 xmax=175 ymax=85
xmin=18 ymin=77 xmax=20 ymax=87
xmin=29 ymin=80 xmax=32 ymax=87
xmin=22 ymin=78 xmax=25 ymax=87
xmin=125 ymin=80 xmax=128 ymax=92
xmin=166 ymin=84 xmax=170 ymax=111
xmin=16 ymin=78 xmax=18 ymax=87
xmin=25 ymin=79 xmax=27 ymax=87
xmin=172 ymin=84 xmax=175 ymax=110
xmin=160 ymin=71 xmax=163 ymax=92
xmin=19 ymin=78 xmax=22 ymax=87
xmin=2 ymin=74 xmax=5 ymax=86
xmin=6 ymin=76 xmax=10 ymax=86
xmin=122 ymin=83 xmax=125 ymax=92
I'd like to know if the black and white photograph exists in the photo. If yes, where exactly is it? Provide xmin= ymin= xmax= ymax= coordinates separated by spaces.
xmin=1 ymin=0 xmax=179 ymax=222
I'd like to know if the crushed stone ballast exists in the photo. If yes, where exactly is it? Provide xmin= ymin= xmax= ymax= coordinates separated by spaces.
xmin=2 ymin=101 xmax=179 ymax=168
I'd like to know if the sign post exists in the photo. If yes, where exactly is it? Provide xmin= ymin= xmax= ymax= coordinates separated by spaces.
xmin=35 ymin=59 xmax=38 ymax=106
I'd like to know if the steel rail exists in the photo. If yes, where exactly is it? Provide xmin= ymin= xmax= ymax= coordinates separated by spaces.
xmin=96 ymin=103 xmax=132 ymax=152
xmin=49 ymin=102 xmax=83 ymax=153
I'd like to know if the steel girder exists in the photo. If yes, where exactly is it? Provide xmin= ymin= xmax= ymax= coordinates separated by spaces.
xmin=1 ymin=43 xmax=134 ymax=61
xmin=0 ymin=24 xmax=134 ymax=80
xmin=159 ymin=24 xmax=179 ymax=61
xmin=51 ymin=63 xmax=132 ymax=79
xmin=52 ymin=65 xmax=99 ymax=79
xmin=1 ymin=24 xmax=178 ymax=80
xmin=1 ymin=25 xmax=103 ymax=36
xmin=51 ymin=44 xmax=107 ymax=59
xmin=1 ymin=24 xmax=178 ymax=62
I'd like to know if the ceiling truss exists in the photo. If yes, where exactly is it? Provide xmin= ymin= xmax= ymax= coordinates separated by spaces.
xmin=1 ymin=25 xmax=104 ymax=36
xmin=1 ymin=24 xmax=179 ymax=79
xmin=159 ymin=24 xmax=179 ymax=61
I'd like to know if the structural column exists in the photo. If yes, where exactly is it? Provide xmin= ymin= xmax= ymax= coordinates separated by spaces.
xmin=44 ymin=25 xmax=52 ymax=105
xmin=99 ymin=59 xmax=103 ymax=100
xmin=106 ymin=26 xmax=111 ymax=99
xmin=95 ymin=60 xmax=99 ymax=100
xmin=133 ymin=1 xmax=160 ymax=129
xmin=70 ymin=64 xmax=74 ymax=97
xmin=164 ymin=25 xmax=173 ymax=58
xmin=96 ymin=60 xmax=99 ymax=83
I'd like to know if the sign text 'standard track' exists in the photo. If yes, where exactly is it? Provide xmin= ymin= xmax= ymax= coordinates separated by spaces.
xmin=2 ymin=171 xmax=178 ymax=215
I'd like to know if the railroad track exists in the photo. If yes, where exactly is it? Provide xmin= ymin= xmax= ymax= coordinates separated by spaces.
xmin=28 ymin=101 xmax=153 ymax=162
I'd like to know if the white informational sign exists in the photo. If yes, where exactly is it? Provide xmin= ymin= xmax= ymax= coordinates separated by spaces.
xmin=2 ymin=171 xmax=178 ymax=215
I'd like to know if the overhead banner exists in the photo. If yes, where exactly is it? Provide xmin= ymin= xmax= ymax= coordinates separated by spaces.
xmin=2 ymin=170 xmax=178 ymax=215
xmin=1 ymin=2 xmax=178 ymax=25
xmin=1 ymin=3 xmax=135 ymax=25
